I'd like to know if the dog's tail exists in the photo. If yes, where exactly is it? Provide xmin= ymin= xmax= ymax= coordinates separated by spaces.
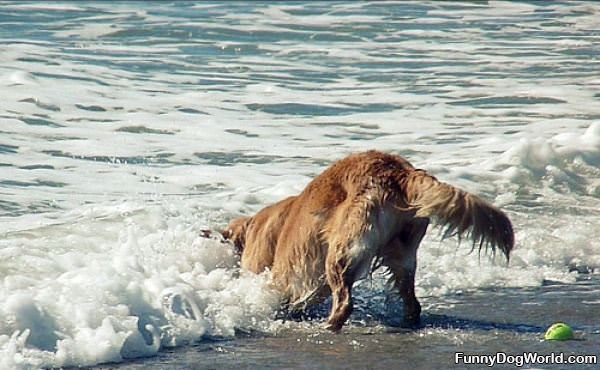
xmin=402 ymin=170 xmax=514 ymax=261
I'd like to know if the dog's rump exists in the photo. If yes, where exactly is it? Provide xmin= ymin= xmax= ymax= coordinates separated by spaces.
xmin=218 ymin=150 xmax=515 ymax=330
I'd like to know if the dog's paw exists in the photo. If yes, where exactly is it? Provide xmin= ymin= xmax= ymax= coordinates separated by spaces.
xmin=324 ymin=321 xmax=343 ymax=333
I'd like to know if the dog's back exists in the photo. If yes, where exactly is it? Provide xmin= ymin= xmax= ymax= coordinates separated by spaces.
xmin=228 ymin=152 xmax=411 ymax=296
xmin=223 ymin=150 xmax=514 ymax=330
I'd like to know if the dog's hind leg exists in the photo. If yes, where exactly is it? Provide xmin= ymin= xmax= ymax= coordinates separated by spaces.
xmin=324 ymin=254 xmax=354 ymax=332
xmin=322 ymin=199 xmax=382 ymax=331
xmin=382 ymin=218 xmax=429 ymax=327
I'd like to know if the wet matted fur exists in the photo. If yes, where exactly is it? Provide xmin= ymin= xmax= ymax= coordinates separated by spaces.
xmin=222 ymin=151 xmax=514 ymax=331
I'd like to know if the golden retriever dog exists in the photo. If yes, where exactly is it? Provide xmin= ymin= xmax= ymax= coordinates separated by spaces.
xmin=220 ymin=150 xmax=514 ymax=332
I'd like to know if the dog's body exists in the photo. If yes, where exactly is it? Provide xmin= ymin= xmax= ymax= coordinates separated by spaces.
xmin=222 ymin=151 xmax=514 ymax=331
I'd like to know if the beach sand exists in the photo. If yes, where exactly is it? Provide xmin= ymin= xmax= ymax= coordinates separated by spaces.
xmin=91 ymin=275 xmax=599 ymax=370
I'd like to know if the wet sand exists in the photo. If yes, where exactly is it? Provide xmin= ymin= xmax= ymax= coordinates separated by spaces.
xmin=90 ymin=275 xmax=599 ymax=370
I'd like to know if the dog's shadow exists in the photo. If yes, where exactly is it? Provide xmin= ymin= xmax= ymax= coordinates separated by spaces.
xmin=416 ymin=314 xmax=545 ymax=334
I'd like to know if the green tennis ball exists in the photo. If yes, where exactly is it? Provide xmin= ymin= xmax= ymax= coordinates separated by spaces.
xmin=544 ymin=322 xmax=574 ymax=341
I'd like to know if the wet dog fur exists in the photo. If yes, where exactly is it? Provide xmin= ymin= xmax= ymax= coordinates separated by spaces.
xmin=220 ymin=151 xmax=514 ymax=331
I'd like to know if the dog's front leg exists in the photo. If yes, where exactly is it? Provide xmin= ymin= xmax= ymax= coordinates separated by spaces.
xmin=324 ymin=255 xmax=353 ymax=332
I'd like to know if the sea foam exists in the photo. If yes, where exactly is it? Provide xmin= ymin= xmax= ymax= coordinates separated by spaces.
xmin=0 ymin=204 xmax=281 ymax=368
xmin=1 ymin=1 xmax=599 ymax=368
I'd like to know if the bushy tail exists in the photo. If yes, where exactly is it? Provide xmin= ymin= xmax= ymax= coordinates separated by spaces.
xmin=403 ymin=170 xmax=514 ymax=260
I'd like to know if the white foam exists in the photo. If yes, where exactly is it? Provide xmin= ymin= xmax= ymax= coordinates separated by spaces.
xmin=486 ymin=122 xmax=600 ymax=195
xmin=0 ymin=204 xmax=282 ymax=368
xmin=2 ymin=3 xmax=86 ymax=12
xmin=2 ymin=1 xmax=600 ymax=367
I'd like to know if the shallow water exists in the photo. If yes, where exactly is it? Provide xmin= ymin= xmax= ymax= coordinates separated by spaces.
xmin=1 ymin=1 xmax=599 ymax=368
xmin=92 ymin=277 xmax=600 ymax=370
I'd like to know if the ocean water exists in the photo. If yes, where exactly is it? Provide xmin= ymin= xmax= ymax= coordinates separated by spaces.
xmin=1 ymin=1 xmax=599 ymax=368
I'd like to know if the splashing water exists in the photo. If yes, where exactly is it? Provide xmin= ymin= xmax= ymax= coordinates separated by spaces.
xmin=1 ymin=1 xmax=599 ymax=368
